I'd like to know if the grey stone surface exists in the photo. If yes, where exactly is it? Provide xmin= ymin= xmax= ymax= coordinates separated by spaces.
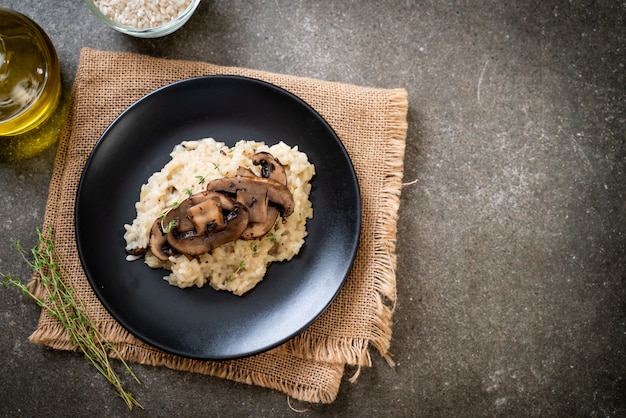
xmin=1 ymin=1 xmax=624 ymax=416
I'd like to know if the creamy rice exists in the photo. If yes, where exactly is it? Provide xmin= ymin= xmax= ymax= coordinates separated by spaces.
xmin=93 ymin=0 xmax=192 ymax=28
xmin=123 ymin=138 xmax=315 ymax=295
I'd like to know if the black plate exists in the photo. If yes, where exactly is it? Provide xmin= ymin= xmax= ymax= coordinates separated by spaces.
xmin=75 ymin=76 xmax=361 ymax=360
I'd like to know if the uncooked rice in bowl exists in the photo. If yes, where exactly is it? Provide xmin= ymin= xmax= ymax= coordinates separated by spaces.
xmin=93 ymin=0 xmax=192 ymax=28
xmin=123 ymin=138 xmax=315 ymax=296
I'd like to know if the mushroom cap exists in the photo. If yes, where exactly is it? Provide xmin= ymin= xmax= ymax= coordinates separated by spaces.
xmin=149 ymin=218 xmax=175 ymax=261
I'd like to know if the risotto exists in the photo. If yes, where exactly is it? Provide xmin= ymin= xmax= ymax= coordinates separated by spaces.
xmin=123 ymin=138 xmax=315 ymax=295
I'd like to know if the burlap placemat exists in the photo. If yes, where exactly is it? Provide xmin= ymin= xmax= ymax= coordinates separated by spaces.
xmin=28 ymin=48 xmax=408 ymax=403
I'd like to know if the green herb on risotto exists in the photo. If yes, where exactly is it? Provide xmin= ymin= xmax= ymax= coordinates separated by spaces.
xmin=196 ymin=162 xmax=221 ymax=185
xmin=226 ymin=261 xmax=246 ymax=283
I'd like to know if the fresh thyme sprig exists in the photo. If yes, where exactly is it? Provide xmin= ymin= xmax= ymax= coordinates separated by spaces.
xmin=196 ymin=160 xmax=222 ymax=185
xmin=158 ymin=200 xmax=181 ymax=234
xmin=158 ymin=214 xmax=178 ymax=234
xmin=1 ymin=227 xmax=142 ymax=410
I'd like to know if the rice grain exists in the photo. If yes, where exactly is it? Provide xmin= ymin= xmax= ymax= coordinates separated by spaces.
xmin=93 ymin=0 xmax=192 ymax=28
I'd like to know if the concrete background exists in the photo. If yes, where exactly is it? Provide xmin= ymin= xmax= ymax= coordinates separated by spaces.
xmin=1 ymin=1 xmax=624 ymax=416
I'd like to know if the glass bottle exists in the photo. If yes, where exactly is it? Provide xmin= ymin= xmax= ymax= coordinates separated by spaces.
xmin=0 ymin=8 xmax=61 ymax=137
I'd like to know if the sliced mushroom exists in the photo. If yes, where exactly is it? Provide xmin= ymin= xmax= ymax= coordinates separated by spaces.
xmin=252 ymin=152 xmax=287 ymax=185
xmin=186 ymin=191 xmax=237 ymax=233
xmin=145 ymin=152 xmax=294 ymax=257
xmin=126 ymin=247 xmax=147 ymax=257
xmin=149 ymin=219 xmax=175 ymax=261
xmin=166 ymin=202 xmax=250 ymax=256
xmin=236 ymin=188 xmax=269 ymax=223
xmin=240 ymin=206 xmax=279 ymax=240
xmin=148 ymin=197 xmax=200 ymax=261
xmin=236 ymin=166 xmax=256 ymax=177
xmin=160 ymin=200 xmax=193 ymax=235
xmin=149 ymin=190 xmax=245 ymax=259
xmin=232 ymin=167 xmax=271 ymax=223
xmin=206 ymin=176 xmax=294 ymax=217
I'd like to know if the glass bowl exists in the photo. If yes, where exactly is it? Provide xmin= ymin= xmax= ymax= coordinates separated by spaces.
xmin=83 ymin=0 xmax=201 ymax=38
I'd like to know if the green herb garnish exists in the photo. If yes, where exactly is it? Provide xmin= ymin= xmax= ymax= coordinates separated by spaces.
xmin=1 ymin=227 xmax=142 ymax=409
xmin=157 ymin=213 xmax=177 ymax=234
xmin=157 ymin=201 xmax=182 ymax=234
xmin=196 ymin=162 xmax=221 ymax=185
xmin=162 ymin=219 xmax=177 ymax=234
xmin=227 ymin=261 xmax=246 ymax=283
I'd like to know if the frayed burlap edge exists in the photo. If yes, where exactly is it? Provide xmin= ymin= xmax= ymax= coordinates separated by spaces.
xmin=28 ymin=317 xmax=344 ymax=404
xmin=276 ymin=88 xmax=407 ymax=377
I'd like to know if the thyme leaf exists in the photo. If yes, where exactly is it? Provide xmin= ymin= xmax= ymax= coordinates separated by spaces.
xmin=227 ymin=261 xmax=246 ymax=283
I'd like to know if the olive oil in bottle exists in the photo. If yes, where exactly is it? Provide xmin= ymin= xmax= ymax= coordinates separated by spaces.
xmin=0 ymin=8 xmax=60 ymax=137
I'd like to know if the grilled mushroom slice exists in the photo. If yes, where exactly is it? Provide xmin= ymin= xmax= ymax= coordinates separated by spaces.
xmin=148 ymin=151 xmax=294 ymax=257
xmin=209 ymin=152 xmax=293 ymax=240
xmin=206 ymin=176 xmax=294 ymax=217
xmin=236 ymin=166 xmax=256 ymax=177
xmin=240 ymin=206 xmax=279 ymax=240
xmin=166 ymin=202 xmax=250 ymax=256
xmin=252 ymin=152 xmax=287 ymax=185
xmin=149 ymin=191 xmax=249 ymax=258
xmin=148 ymin=197 xmax=201 ymax=261
xmin=186 ymin=191 xmax=236 ymax=233
xmin=148 ymin=219 xmax=174 ymax=261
